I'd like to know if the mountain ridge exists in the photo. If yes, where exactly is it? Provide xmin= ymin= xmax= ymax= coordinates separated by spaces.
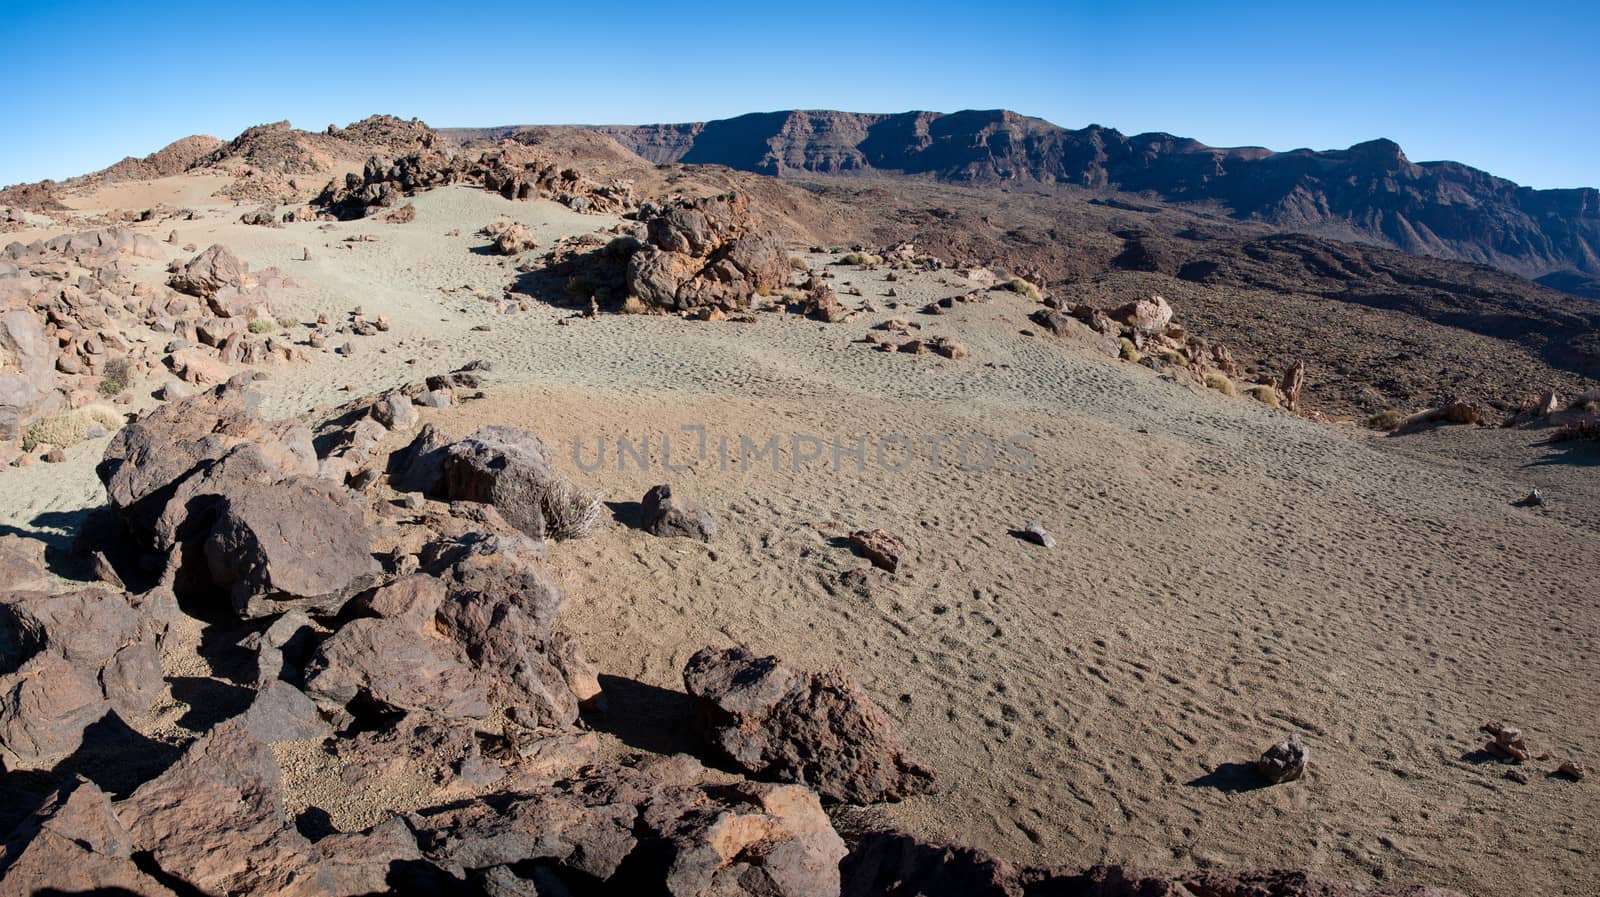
xmin=484 ymin=109 xmax=1600 ymax=285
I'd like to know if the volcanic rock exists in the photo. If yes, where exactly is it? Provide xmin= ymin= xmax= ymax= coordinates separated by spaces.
xmin=640 ymin=483 xmax=717 ymax=542
xmin=683 ymin=645 xmax=936 ymax=803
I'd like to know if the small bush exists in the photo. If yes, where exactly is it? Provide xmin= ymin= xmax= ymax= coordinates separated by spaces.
xmin=1118 ymin=338 xmax=1140 ymax=362
xmin=1002 ymin=278 xmax=1043 ymax=302
xmin=840 ymin=252 xmax=883 ymax=267
xmin=543 ymin=480 xmax=604 ymax=540
xmin=1242 ymin=384 xmax=1280 ymax=408
xmin=98 ymin=376 xmax=125 ymax=396
xmin=1204 ymin=372 xmax=1237 ymax=397
xmin=23 ymin=414 xmax=89 ymax=452
xmin=276 ymin=316 xmax=299 ymax=329
xmin=620 ymin=295 xmax=648 ymax=315
xmin=248 ymin=319 xmax=277 ymax=334
xmin=1160 ymin=350 xmax=1186 ymax=366
xmin=787 ymin=256 xmax=810 ymax=271
xmin=1366 ymin=410 xmax=1403 ymax=431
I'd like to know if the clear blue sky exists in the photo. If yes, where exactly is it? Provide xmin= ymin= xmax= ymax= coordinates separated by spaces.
xmin=5 ymin=0 xmax=1597 ymax=190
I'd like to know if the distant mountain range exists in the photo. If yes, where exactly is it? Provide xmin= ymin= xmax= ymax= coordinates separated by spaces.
xmin=546 ymin=110 xmax=1600 ymax=293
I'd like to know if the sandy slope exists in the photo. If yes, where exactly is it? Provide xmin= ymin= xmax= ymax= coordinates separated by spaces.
xmin=3 ymin=175 xmax=1596 ymax=897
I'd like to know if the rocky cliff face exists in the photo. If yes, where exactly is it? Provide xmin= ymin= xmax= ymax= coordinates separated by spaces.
xmin=592 ymin=110 xmax=1600 ymax=283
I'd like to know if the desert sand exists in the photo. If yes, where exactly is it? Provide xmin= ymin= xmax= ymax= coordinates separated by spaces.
xmin=3 ymin=175 xmax=1596 ymax=897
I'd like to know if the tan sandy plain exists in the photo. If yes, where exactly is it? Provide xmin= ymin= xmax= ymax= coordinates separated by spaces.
xmin=3 ymin=177 xmax=1596 ymax=897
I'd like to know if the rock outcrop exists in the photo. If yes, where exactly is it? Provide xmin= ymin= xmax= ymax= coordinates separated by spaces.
xmin=683 ymin=645 xmax=936 ymax=804
xmin=626 ymin=192 xmax=789 ymax=311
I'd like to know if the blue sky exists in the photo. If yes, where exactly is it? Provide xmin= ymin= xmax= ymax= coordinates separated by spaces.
xmin=5 ymin=0 xmax=1597 ymax=189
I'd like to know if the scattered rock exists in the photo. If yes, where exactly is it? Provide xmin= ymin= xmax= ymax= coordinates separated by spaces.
xmin=640 ymin=483 xmax=717 ymax=542
xmin=1021 ymin=522 xmax=1055 ymax=548
xmin=1257 ymin=733 xmax=1309 ymax=783
xmin=1482 ymin=721 xmax=1530 ymax=762
xmin=848 ymin=528 xmax=904 ymax=573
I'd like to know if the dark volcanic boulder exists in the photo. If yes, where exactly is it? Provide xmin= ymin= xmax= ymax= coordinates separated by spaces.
xmin=640 ymin=483 xmax=717 ymax=542
xmin=683 ymin=646 xmax=935 ymax=804
xmin=0 ymin=588 xmax=164 ymax=769
xmin=204 ymin=475 xmax=379 ymax=618
xmin=443 ymin=426 xmax=602 ymax=541
xmin=98 ymin=385 xmax=317 ymax=552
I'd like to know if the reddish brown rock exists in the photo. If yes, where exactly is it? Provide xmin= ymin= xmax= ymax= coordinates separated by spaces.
xmin=683 ymin=646 xmax=935 ymax=804
xmin=626 ymin=192 xmax=789 ymax=311
xmin=114 ymin=721 xmax=332 ymax=896
xmin=848 ymin=528 xmax=904 ymax=573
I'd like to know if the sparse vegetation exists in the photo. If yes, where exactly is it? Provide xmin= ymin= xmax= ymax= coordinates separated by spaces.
xmin=1160 ymin=350 xmax=1186 ymax=367
xmin=248 ymin=319 xmax=277 ymax=334
xmin=543 ymin=480 xmax=605 ymax=540
xmin=620 ymin=295 xmax=648 ymax=315
xmin=1242 ymin=384 xmax=1280 ymax=408
xmin=840 ymin=252 xmax=883 ymax=267
xmin=22 ymin=413 xmax=89 ymax=452
xmin=1118 ymin=338 xmax=1140 ymax=362
xmin=1366 ymin=409 xmax=1404 ymax=431
xmin=787 ymin=256 xmax=810 ymax=271
xmin=1204 ymin=372 xmax=1237 ymax=397
xmin=1001 ymin=278 xmax=1043 ymax=302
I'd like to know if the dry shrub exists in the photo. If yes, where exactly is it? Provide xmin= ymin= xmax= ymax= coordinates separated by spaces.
xmin=1118 ymin=338 xmax=1140 ymax=362
xmin=1367 ymin=410 xmax=1403 ymax=431
xmin=1243 ymin=384 xmax=1280 ymax=408
xmin=23 ymin=414 xmax=88 ymax=451
xmin=1204 ymin=372 xmax=1236 ymax=397
xmin=840 ymin=252 xmax=883 ymax=267
xmin=543 ymin=479 xmax=604 ymax=540
xmin=1002 ymin=278 xmax=1042 ymax=302
xmin=620 ymin=295 xmax=648 ymax=315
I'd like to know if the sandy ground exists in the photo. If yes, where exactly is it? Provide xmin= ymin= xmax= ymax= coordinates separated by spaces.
xmin=4 ymin=175 xmax=1597 ymax=897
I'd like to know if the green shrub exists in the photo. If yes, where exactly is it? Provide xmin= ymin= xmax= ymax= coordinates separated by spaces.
xmin=248 ymin=319 xmax=277 ymax=334
xmin=98 ymin=376 xmax=125 ymax=396
xmin=1204 ymin=372 xmax=1237 ymax=397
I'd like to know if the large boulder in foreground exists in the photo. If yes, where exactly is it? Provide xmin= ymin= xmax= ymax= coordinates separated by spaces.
xmin=0 ymin=779 xmax=176 ymax=896
xmin=683 ymin=646 xmax=936 ymax=804
xmin=203 ymin=475 xmax=379 ymax=618
xmin=626 ymin=192 xmax=789 ymax=311
xmin=98 ymin=384 xmax=317 ymax=552
xmin=442 ymin=426 xmax=602 ymax=541
xmin=414 ymin=753 xmax=846 ymax=897
xmin=839 ymin=829 xmax=1470 ymax=897
xmin=114 ymin=721 xmax=331 ymax=896
xmin=0 ymin=588 xmax=163 ymax=769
